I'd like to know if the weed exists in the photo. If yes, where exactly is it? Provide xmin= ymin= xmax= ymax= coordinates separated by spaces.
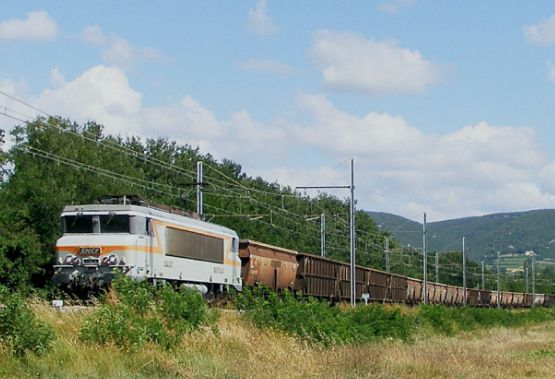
xmin=236 ymin=286 xmax=414 ymax=346
xmin=79 ymin=275 xmax=218 ymax=350
xmin=0 ymin=285 xmax=55 ymax=356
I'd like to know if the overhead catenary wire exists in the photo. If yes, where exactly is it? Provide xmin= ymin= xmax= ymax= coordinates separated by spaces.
xmin=8 ymin=136 xmax=355 ymax=256
xmin=0 ymin=95 xmax=382 ymax=243
xmin=0 ymin=98 xmax=353 ymax=232
xmin=3 ymin=93 xmax=542 ymax=291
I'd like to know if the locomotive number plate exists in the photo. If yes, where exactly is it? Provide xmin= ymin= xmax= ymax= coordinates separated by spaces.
xmin=79 ymin=247 xmax=101 ymax=256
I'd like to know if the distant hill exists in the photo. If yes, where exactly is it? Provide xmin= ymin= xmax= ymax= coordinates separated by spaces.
xmin=367 ymin=210 xmax=555 ymax=265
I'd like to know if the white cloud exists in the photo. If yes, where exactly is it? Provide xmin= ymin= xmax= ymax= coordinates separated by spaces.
xmin=29 ymin=65 xmax=288 ymax=169
xmin=0 ymin=11 xmax=59 ymax=42
xmin=34 ymin=65 xmax=143 ymax=136
xmin=246 ymin=0 xmax=278 ymax=36
xmin=0 ymin=78 xmax=28 ymax=99
xmin=80 ymin=26 xmax=167 ymax=71
xmin=524 ymin=14 xmax=555 ymax=46
xmin=7 ymin=65 xmax=555 ymax=222
xmin=50 ymin=67 xmax=66 ymax=87
xmin=81 ymin=25 xmax=108 ymax=46
xmin=256 ymin=165 xmax=348 ymax=197
xmin=290 ymin=93 xmax=554 ymax=221
xmin=538 ymin=162 xmax=555 ymax=193
xmin=236 ymin=59 xmax=293 ymax=75
xmin=224 ymin=110 xmax=288 ymax=157
xmin=141 ymin=95 xmax=224 ymax=141
xmin=142 ymin=102 xmax=289 ymax=167
xmin=307 ymin=30 xmax=445 ymax=95
xmin=0 ymin=79 xmax=30 ymax=133
xmin=294 ymin=93 xmax=427 ymax=160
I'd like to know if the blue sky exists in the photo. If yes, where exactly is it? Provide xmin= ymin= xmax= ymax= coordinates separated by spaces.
xmin=2 ymin=1 xmax=555 ymax=222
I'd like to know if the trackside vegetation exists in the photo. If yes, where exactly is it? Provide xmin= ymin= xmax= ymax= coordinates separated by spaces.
xmin=4 ymin=282 xmax=555 ymax=379
xmin=0 ymin=285 xmax=55 ymax=356
xmin=235 ymin=286 xmax=413 ymax=345
xmin=4 ymin=281 xmax=555 ymax=359
xmin=236 ymin=286 xmax=555 ymax=346
xmin=415 ymin=303 xmax=555 ymax=336
xmin=79 ymin=275 xmax=219 ymax=350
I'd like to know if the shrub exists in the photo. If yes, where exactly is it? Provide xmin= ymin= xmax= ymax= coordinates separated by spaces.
xmin=416 ymin=305 xmax=456 ymax=336
xmin=0 ymin=286 xmax=55 ymax=356
xmin=415 ymin=305 xmax=555 ymax=336
xmin=236 ymin=286 xmax=414 ymax=346
xmin=79 ymin=275 xmax=217 ymax=350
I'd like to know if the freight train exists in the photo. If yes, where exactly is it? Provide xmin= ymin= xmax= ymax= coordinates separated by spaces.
xmin=53 ymin=195 xmax=553 ymax=307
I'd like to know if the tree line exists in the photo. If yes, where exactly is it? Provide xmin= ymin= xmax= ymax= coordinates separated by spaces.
xmin=0 ymin=117 xmax=395 ymax=291
xmin=1 ymin=116 xmax=550 ymax=294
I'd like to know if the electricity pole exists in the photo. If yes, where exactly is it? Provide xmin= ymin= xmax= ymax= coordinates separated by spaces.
xmin=497 ymin=251 xmax=501 ymax=308
xmin=481 ymin=261 xmax=485 ymax=290
xmin=532 ymin=260 xmax=536 ymax=307
xmin=435 ymin=252 xmax=439 ymax=284
xmin=349 ymin=159 xmax=356 ymax=306
xmin=197 ymin=162 xmax=203 ymax=215
xmin=423 ymin=213 xmax=428 ymax=305
xmin=321 ymin=213 xmax=326 ymax=257
xmin=463 ymin=237 xmax=467 ymax=307
xmin=385 ymin=238 xmax=390 ymax=273
xmin=297 ymin=159 xmax=356 ymax=306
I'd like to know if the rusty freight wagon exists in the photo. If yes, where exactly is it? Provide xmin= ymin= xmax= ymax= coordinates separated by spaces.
xmin=294 ymin=253 xmax=408 ymax=303
xmin=405 ymin=278 xmax=423 ymax=305
xmin=239 ymin=239 xmax=298 ymax=292
xmin=294 ymin=254 xmax=346 ymax=300
xmin=467 ymin=289 xmax=491 ymax=307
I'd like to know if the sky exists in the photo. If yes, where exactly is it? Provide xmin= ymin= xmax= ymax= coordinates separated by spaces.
xmin=2 ymin=1 xmax=555 ymax=222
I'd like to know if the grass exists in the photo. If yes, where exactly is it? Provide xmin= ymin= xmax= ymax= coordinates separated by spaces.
xmin=4 ymin=304 xmax=555 ymax=378
xmin=4 ymin=282 xmax=555 ymax=378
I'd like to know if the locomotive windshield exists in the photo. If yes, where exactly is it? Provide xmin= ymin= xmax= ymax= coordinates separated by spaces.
xmin=64 ymin=215 xmax=95 ymax=233
xmin=99 ymin=215 xmax=130 ymax=233
xmin=62 ymin=214 xmax=136 ymax=234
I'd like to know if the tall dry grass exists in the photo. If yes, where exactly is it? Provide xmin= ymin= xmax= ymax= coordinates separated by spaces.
xmin=2 ymin=303 xmax=555 ymax=378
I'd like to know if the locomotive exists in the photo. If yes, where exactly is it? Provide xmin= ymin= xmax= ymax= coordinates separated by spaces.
xmin=53 ymin=195 xmax=242 ymax=297
xmin=53 ymin=195 xmax=553 ymax=307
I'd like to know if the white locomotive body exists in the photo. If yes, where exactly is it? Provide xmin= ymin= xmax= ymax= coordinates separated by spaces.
xmin=53 ymin=196 xmax=242 ymax=295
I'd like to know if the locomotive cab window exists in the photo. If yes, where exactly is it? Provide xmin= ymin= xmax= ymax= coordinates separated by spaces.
xmin=62 ymin=215 xmax=96 ymax=234
xmin=99 ymin=214 xmax=130 ymax=233
xmin=62 ymin=214 xmax=138 ymax=234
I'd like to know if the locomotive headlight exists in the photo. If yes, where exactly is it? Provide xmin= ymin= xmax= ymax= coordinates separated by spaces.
xmin=72 ymin=257 xmax=81 ymax=266
xmin=64 ymin=255 xmax=74 ymax=265
xmin=101 ymin=256 xmax=109 ymax=265
xmin=108 ymin=255 xmax=118 ymax=265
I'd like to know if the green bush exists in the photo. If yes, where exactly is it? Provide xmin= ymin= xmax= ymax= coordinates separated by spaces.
xmin=236 ymin=286 xmax=413 ymax=346
xmin=416 ymin=305 xmax=456 ymax=336
xmin=79 ymin=275 xmax=218 ymax=350
xmin=0 ymin=286 xmax=55 ymax=356
xmin=345 ymin=304 xmax=413 ymax=342
xmin=415 ymin=305 xmax=555 ymax=336
xmin=237 ymin=288 xmax=555 ymax=345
